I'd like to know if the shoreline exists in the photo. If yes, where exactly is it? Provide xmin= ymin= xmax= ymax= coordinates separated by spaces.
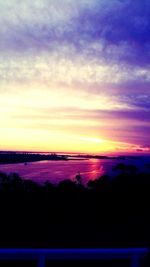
xmin=0 ymin=158 xmax=88 ymax=165
xmin=0 ymin=153 xmax=149 ymax=165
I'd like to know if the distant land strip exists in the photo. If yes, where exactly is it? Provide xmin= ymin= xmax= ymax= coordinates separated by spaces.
xmin=0 ymin=153 xmax=68 ymax=164
xmin=0 ymin=151 xmax=141 ymax=165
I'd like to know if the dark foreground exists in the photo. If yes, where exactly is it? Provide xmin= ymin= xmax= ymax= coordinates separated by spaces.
xmin=0 ymin=163 xmax=150 ymax=265
xmin=0 ymin=248 xmax=148 ymax=267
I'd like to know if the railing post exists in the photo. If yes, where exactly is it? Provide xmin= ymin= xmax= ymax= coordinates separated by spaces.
xmin=131 ymin=255 xmax=139 ymax=267
xmin=38 ymin=254 xmax=45 ymax=267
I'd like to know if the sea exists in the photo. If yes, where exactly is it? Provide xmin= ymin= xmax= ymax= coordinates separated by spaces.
xmin=0 ymin=154 xmax=150 ymax=186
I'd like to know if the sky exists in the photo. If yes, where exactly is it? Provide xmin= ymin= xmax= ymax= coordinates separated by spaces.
xmin=0 ymin=0 xmax=150 ymax=154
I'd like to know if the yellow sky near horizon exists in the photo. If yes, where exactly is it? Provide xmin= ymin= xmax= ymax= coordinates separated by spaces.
xmin=0 ymin=83 xmax=141 ymax=154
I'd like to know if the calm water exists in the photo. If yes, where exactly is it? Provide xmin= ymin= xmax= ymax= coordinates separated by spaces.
xmin=0 ymin=157 xmax=150 ymax=185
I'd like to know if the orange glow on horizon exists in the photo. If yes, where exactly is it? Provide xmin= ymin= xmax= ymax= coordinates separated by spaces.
xmin=0 ymin=125 xmax=143 ymax=154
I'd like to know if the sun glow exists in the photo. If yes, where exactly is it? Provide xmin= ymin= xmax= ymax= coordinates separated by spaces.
xmin=79 ymin=136 xmax=104 ymax=143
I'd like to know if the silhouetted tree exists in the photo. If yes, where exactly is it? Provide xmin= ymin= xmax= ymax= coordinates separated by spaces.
xmin=75 ymin=172 xmax=82 ymax=185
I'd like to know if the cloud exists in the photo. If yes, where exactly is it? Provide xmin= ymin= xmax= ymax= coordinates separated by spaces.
xmin=1 ymin=0 xmax=150 ymax=66
xmin=75 ymin=0 xmax=150 ymax=66
xmin=0 ymin=0 xmax=150 ymax=152
xmin=0 ymin=0 xmax=97 ymax=53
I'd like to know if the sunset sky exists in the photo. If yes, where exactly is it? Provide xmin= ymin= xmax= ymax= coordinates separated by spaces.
xmin=0 ymin=0 xmax=150 ymax=154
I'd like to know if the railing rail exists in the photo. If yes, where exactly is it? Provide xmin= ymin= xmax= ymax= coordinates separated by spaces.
xmin=0 ymin=248 xmax=148 ymax=267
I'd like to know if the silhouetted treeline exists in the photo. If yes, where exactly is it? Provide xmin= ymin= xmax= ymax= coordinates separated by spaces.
xmin=0 ymin=153 xmax=67 ymax=164
xmin=0 ymin=163 xmax=150 ymax=251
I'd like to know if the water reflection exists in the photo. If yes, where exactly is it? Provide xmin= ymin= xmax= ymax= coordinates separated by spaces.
xmin=0 ymin=159 xmax=111 ymax=185
xmin=78 ymin=159 xmax=105 ymax=185
xmin=0 ymin=157 xmax=149 ymax=185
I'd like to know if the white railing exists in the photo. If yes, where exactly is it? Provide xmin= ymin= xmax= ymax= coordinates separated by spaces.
xmin=0 ymin=248 xmax=148 ymax=267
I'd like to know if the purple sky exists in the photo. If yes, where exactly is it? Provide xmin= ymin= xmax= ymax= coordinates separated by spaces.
xmin=0 ymin=0 xmax=150 ymax=153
